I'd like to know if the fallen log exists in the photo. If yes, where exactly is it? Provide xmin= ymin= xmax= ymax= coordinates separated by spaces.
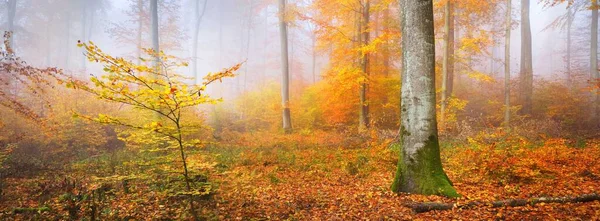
xmin=410 ymin=193 xmax=600 ymax=213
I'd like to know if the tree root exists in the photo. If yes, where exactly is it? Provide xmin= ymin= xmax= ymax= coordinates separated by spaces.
xmin=409 ymin=193 xmax=600 ymax=213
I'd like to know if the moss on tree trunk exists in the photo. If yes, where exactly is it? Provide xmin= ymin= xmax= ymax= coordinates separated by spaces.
xmin=391 ymin=137 xmax=459 ymax=198
xmin=393 ymin=0 xmax=459 ymax=198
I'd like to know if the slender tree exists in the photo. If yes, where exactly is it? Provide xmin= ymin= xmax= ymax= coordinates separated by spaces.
xmin=391 ymin=0 xmax=459 ymax=198
xmin=81 ymin=0 xmax=87 ymax=70
xmin=440 ymin=0 xmax=454 ymax=129
xmin=382 ymin=7 xmax=391 ymax=76
xmin=137 ymin=0 xmax=143 ymax=65
xmin=65 ymin=7 xmax=71 ymax=69
xmin=359 ymin=0 xmax=370 ymax=131
xmin=566 ymin=6 xmax=572 ymax=87
xmin=520 ymin=0 xmax=533 ymax=115
xmin=279 ymin=0 xmax=292 ymax=133
xmin=151 ymin=0 xmax=160 ymax=66
xmin=192 ymin=0 xmax=208 ymax=83
xmin=244 ymin=0 xmax=254 ymax=91
xmin=504 ymin=0 xmax=512 ymax=128
xmin=7 ymin=0 xmax=17 ymax=50
xmin=592 ymin=0 xmax=599 ymax=119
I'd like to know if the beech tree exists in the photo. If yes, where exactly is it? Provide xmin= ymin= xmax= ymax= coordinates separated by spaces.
xmin=6 ymin=0 xmax=17 ymax=50
xmin=279 ymin=0 xmax=292 ymax=133
xmin=358 ymin=0 xmax=370 ymax=131
xmin=192 ymin=0 xmax=207 ymax=83
xmin=391 ymin=0 xmax=459 ymax=198
xmin=520 ymin=0 xmax=533 ymax=115
xmin=440 ymin=0 xmax=455 ymax=129
xmin=505 ymin=0 xmax=512 ymax=128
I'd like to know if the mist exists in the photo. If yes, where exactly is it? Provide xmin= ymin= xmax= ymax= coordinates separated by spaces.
xmin=1 ymin=0 xmax=600 ymax=220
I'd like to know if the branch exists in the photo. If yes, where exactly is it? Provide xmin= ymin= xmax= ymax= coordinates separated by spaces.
xmin=409 ymin=193 xmax=600 ymax=213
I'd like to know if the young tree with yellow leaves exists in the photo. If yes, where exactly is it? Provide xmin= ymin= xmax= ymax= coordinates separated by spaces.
xmin=68 ymin=42 xmax=239 ymax=219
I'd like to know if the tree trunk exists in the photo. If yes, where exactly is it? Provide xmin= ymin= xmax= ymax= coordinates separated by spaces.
xmin=440 ymin=0 xmax=454 ymax=129
xmin=504 ymin=0 xmax=512 ymax=128
xmin=81 ymin=1 xmax=87 ymax=71
xmin=359 ymin=0 xmax=370 ymax=131
xmin=519 ymin=0 xmax=533 ymax=115
xmin=46 ymin=18 xmax=52 ymax=66
xmin=263 ymin=6 xmax=268 ymax=83
xmin=410 ymin=193 xmax=600 ymax=213
xmin=137 ymin=0 xmax=143 ymax=65
xmin=382 ymin=7 xmax=390 ymax=76
xmin=567 ymin=6 xmax=572 ymax=88
xmin=88 ymin=5 xmax=95 ymax=41
xmin=193 ymin=0 xmax=207 ymax=84
xmin=591 ymin=0 xmax=599 ymax=120
xmin=244 ymin=0 xmax=254 ymax=91
xmin=175 ymin=120 xmax=198 ymax=221
xmin=65 ymin=11 xmax=71 ymax=69
xmin=279 ymin=0 xmax=292 ymax=133
xmin=391 ymin=0 xmax=459 ymax=198
xmin=312 ymin=32 xmax=317 ymax=84
xmin=151 ymin=0 xmax=160 ymax=67
xmin=7 ymin=0 xmax=17 ymax=51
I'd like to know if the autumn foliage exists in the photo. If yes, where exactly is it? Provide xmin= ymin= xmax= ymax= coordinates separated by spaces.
xmin=1 ymin=0 xmax=600 ymax=220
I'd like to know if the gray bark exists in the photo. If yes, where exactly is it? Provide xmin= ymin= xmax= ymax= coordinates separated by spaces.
xmin=391 ymin=0 xmax=458 ymax=198
xmin=359 ymin=0 xmax=370 ymax=130
xmin=592 ymin=0 xmax=599 ymax=119
xmin=65 ymin=11 xmax=71 ymax=69
xmin=520 ymin=0 xmax=533 ymax=115
xmin=382 ymin=7 xmax=390 ymax=76
xmin=504 ymin=0 xmax=512 ymax=128
xmin=193 ymin=0 xmax=208 ymax=83
xmin=244 ymin=0 xmax=254 ymax=91
xmin=567 ymin=6 xmax=572 ymax=87
xmin=136 ymin=0 xmax=143 ymax=65
xmin=151 ymin=0 xmax=160 ymax=67
xmin=279 ymin=0 xmax=292 ymax=133
xmin=411 ymin=193 xmax=600 ymax=213
xmin=312 ymin=31 xmax=317 ymax=84
xmin=440 ymin=0 xmax=454 ymax=129
xmin=7 ymin=0 xmax=16 ymax=51
xmin=81 ymin=1 xmax=87 ymax=70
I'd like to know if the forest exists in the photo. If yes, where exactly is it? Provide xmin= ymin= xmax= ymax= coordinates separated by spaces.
xmin=1 ymin=0 xmax=600 ymax=220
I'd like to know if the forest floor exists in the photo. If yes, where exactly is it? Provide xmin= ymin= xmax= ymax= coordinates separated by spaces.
xmin=1 ymin=130 xmax=600 ymax=220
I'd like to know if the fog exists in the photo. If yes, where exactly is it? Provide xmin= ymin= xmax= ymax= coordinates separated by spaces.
xmin=3 ymin=1 xmax=600 ymax=219
xmin=1 ymin=0 xmax=584 ymax=99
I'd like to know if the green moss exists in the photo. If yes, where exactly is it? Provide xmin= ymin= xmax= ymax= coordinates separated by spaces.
xmin=391 ymin=136 xmax=460 ymax=198
xmin=12 ymin=206 xmax=50 ymax=214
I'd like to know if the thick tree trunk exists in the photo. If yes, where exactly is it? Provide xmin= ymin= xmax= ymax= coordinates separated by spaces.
xmin=504 ymin=0 xmax=511 ymax=128
xmin=279 ymin=0 xmax=292 ymax=133
xmin=519 ymin=0 xmax=533 ymax=115
xmin=592 ymin=0 xmax=599 ymax=120
xmin=359 ymin=0 xmax=370 ymax=131
xmin=391 ymin=0 xmax=459 ymax=198
xmin=193 ymin=0 xmax=207 ymax=84
xmin=410 ymin=193 xmax=600 ymax=213
xmin=440 ymin=0 xmax=454 ymax=129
